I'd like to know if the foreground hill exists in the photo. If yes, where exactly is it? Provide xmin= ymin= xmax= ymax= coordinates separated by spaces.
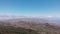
xmin=0 ymin=21 xmax=60 ymax=34
xmin=0 ymin=24 xmax=38 ymax=34
xmin=0 ymin=17 xmax=60 ymax=34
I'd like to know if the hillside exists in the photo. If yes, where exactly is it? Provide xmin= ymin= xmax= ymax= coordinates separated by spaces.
xmin=0 ymin=18 xmax=60 ymax=34
xmin=0 ymin=21 xmax=60 ymax=34
xmin=0 ymin=24 xmax=38 ymax=34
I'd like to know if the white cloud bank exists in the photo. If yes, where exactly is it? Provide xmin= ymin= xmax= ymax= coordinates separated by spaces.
xmin=0 ymin=15 xmax=60 ymax=19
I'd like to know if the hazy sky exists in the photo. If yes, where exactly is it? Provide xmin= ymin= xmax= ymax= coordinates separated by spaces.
xmin=0 ymin=0 xmax=60 ymax=17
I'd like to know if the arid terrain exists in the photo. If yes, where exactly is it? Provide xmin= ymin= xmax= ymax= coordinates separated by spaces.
xmin=0 ymin=17 xmax=60 ymax=34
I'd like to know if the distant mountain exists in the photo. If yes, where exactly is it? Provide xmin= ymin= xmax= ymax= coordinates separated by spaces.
xmin=0 ymin=16 xmax=60 ymax=25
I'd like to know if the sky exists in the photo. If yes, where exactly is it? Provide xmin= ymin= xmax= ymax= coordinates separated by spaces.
xmin=0 ymin=0 xmax=60 ymax=17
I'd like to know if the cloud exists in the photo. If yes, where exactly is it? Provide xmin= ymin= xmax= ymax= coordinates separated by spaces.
xmin=46 ymin=16 xmax=53 ymax=18
xmin=36 ymin=16 xmax=54 ymax=18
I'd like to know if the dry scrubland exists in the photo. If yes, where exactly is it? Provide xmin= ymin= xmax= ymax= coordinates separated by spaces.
xmin=0 ymin=20 xmax=60 ymax=34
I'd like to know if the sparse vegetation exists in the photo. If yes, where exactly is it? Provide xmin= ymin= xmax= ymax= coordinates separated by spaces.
xmin=0 ymin=25 xmax=39 ymax=34
xmin=0 ymin=21 xmax=60 ymax=34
